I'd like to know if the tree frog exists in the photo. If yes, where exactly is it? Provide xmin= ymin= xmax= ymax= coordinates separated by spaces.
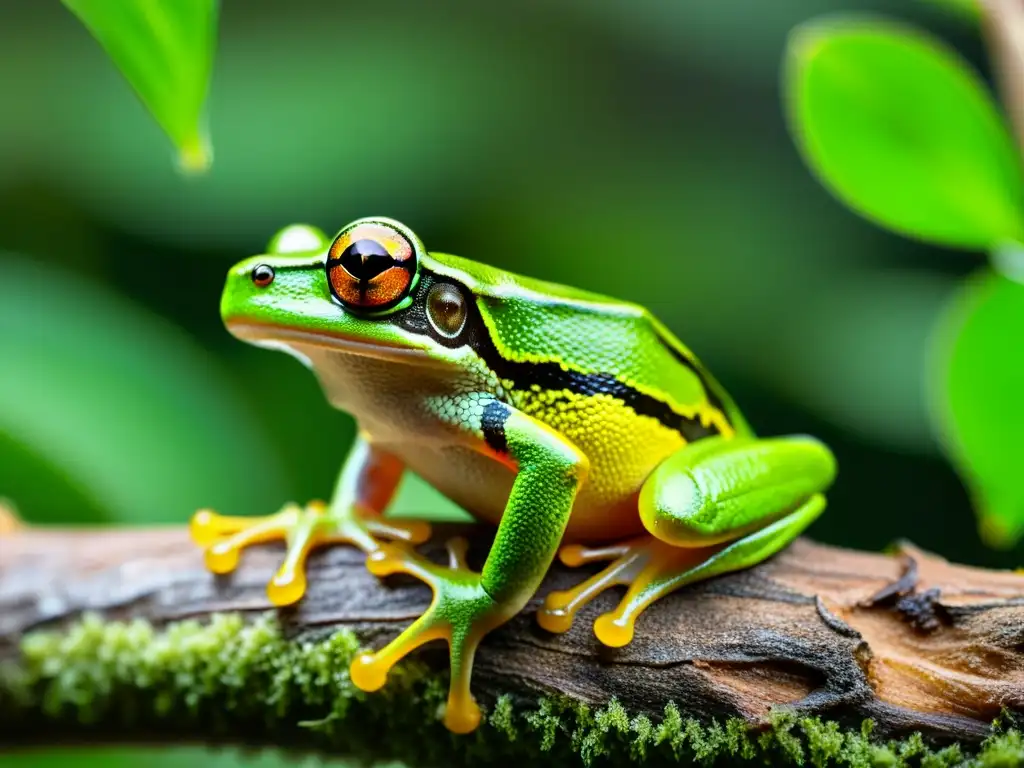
xmin=191 ymin=218 xmax=836 ymax=733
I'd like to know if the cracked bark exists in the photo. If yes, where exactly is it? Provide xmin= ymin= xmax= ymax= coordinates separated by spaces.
xmin=2 ymin=526 xmax=1023 ymax=750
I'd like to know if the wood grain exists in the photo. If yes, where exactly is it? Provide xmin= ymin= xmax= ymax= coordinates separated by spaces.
xmin=2 ymin=527 xmax=1023 ymax=747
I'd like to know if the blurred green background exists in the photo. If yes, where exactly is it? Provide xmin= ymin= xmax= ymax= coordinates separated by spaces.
xmin=1 ymin=0 xmax=1010 ymax=765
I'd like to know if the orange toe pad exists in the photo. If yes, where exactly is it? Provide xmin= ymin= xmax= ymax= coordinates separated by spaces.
xmin=539 ymin=535 xmax=717 ymax=646
xmin=189 ymin=502 xmax=433 ymax=606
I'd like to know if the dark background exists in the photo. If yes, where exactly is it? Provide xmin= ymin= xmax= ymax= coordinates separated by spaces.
xmin=1 ymin=1 xmax=1005 ymax=766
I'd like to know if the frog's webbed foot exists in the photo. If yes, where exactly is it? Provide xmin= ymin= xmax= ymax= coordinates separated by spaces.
xmin=349 ymin=537 xmax=510 ymax=734
xmin=190 ymin=502 xmax=431 ymax=606
xmin=538 ymin=499 xmax=826 ymax=647
xmin=538 ymin=536 xmax=716 ymax=647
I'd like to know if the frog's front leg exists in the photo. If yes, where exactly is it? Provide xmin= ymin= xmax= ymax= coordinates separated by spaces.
xmin=539 ymin=435 xmax=835 ymax=647
xmin=190 ymin=432 xmax=431 ymax=605
xmin=349 ymin=399 xmax=587 ymax=734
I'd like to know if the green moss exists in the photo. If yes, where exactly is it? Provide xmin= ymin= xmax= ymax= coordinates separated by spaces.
xmin=0 ymin=614 xmax=1021 ymax=767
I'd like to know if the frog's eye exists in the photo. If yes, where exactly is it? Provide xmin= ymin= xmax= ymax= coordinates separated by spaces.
xmin=326 ymin=222 xmax=417 ymax=311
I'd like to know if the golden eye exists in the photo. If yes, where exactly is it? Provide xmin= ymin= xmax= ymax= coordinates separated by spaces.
xmin=427 ymin=283 xmax=467 ymax=338
xmin=327 ymin=222 xmax=416 ymax=310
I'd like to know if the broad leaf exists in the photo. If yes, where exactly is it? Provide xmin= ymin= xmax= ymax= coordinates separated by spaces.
xmin=62 ymin=0 xmax=217 ymax=172
xmin=931 ymin=267 xmax=1024 ymax=546
xmin=30 ymin=10 xmax=547 ymax=249
xmin=0 ymin=254 xmax=287 ymax=525
xmin=786 ymin=18 xmax=1024 ymax=249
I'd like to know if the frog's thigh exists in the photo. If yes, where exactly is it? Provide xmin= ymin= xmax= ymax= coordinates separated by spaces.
xmin=639 ymin=434 xmax=836 ymax=546
xmin=539 ymin=435 xmax=835 ymax=647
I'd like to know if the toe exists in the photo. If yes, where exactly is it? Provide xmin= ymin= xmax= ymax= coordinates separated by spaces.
xmin=205 ymin=540 xmax=242 ymax=574
xmin=444 ymin=696 xmax=482 ymax=734
xmin=558 ymin=540 xmax=636 ymax=567
xmin=366 ymin=543 xmax=442 ymax=587
xmin=365 ymin=544 xmax=411 ymax=577
xmin=366 ymin=517 xmax=432 ymax=545
xmin=349 ymin=653 xmax=390 ymax=692
xmin=190 ymin=509 xmax=235 ymax=546
xmin=594 ymin=612 xmax=635 ymax=647
xmin=535 ymin=551 xmax=639 ymax=636
xmin=558 ymin=543 xmax=588 ymax=567
xmin=350 ymin=615 xmax=449 ymax=694
xmin=267 ymin=566 xmax=307 ymax=606
xmin=536 ymin=598 xmax=575 ymax=634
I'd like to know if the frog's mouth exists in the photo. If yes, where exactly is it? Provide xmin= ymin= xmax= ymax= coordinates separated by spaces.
xmin=225 ymin=320 xmax=438 ymax=365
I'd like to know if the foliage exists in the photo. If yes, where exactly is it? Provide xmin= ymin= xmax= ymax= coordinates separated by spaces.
xmin=4 ymin=613 xmax=1022 ymax=768
xmin=6 ymin=0 xmax=1024 ymax=765
xmin=62 ymin=0 xmax=218 ymax=172
xmin=785 ymin=14 xmax=1024 ymax=546
xmin=786 ymin=17 xmax=1024 ymax=249
xmin=0 ymin=255 xmax=288 ymax=524
xmin=930 ymin=268 xmax=1024 ymax=546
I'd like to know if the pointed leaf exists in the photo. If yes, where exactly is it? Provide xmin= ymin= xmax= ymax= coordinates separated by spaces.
xmin=930 ymin=267 xmax=1024 ymax=546
xmin=62 ymin=0 xmax=217 ymax=172
xmin=786 ymin=18 xmax=1024 ymax=249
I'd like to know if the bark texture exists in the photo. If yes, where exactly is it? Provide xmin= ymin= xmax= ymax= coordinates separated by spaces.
xmin=2 ymin=526 xmax=1023 ymax=752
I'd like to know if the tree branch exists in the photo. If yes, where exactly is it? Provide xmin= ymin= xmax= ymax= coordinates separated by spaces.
xmin=1 ymin=527 xmax=1023 ymax=764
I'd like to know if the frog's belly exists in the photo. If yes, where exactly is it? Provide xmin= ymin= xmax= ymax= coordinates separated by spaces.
xmin=297 ymin=345 xmax=673 ymax=540
xmin=384 ymin=441 xmax=646 ymax=542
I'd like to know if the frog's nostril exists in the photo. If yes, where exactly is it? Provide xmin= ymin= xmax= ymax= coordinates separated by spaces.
xmin=251 ymin=264 xmax=275 ymax=287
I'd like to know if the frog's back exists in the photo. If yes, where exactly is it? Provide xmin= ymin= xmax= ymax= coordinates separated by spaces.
xmin=424 ymin=252 xmax=750 ymax=539
xmin=428 ymin=251 xmax=748 ymax=438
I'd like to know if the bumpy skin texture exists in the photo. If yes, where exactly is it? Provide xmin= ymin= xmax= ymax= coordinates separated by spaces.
xmin=191 ymin=218 xmax=837 ymax=734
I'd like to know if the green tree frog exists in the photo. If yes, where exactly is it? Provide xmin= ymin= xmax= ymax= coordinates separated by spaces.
xmin=191 ymin=218 xmax=836 ymax=733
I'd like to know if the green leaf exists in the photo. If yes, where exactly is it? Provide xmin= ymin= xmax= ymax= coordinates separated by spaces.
xmin=930 ymin=267 xmax=1024 ymax=547
xmin=26 ymin=9 xmax=551 ymax=249
xmin=62 ymin=0 xmax=217 ymax=172
xmin=0 ymin=254 xmax=288 ymax=525
xmin=785 ymin=17 xmax=1024 ymax=249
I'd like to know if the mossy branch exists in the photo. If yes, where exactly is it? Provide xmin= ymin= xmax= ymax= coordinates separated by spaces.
xmin=2 ymin=527 xmax=1024 ymax=766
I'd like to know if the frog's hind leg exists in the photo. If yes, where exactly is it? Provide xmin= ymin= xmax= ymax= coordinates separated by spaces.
xmin=536 ymin=537 xmax=668 ymax=634
xmin=540 ymin=498 xmax=825 ymax=647
xmin=539 ymin=434 xmax=834 ymax=647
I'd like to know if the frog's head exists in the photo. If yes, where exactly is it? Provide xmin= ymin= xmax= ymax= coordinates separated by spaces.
xmin=220 ymin=217 xmax=479 ymax=368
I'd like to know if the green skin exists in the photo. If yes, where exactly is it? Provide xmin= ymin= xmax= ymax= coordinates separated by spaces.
xmin=204 ymin=218 xmax=836 ymax=733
